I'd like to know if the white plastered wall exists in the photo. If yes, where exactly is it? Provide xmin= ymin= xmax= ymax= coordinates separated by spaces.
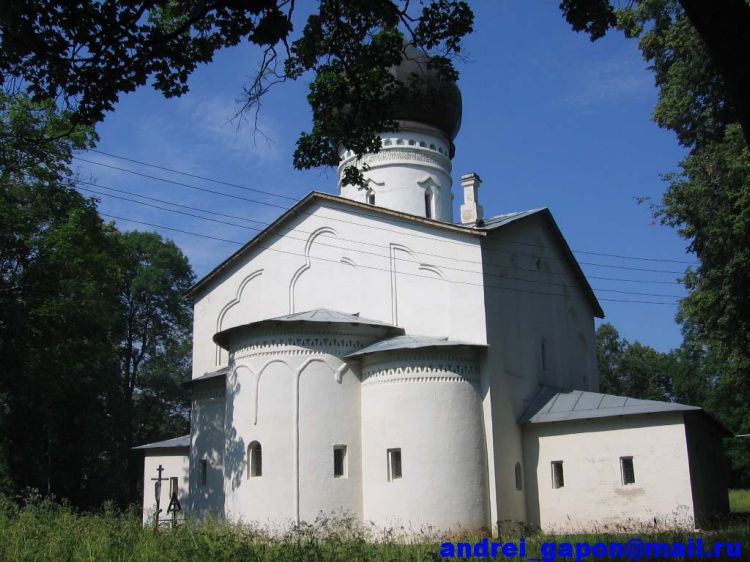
xmin=189 ymin=198 xmax=487 ymax=380
xmin=523 ymin=413 xmax=695 ymax=532
xmin=142 ymin=451 xmax=189 ymax=525
xmin=360 ymin=349 xmax=489 ymax=532
xmin=338 ymin=127 xmax=454 ymax=222
xmin=480 ymin=214 xmax=599 ymax=529
xmin=189 ymin=379 xmax=226 ymax=518
xmin=221 ymin=326 xmax=386 ymax=526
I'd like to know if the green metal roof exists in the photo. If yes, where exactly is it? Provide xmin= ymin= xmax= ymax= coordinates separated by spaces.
xmin=132 ymin=435 xmax=190 ymax=451
xmin=345 ymin=334 xmax=485 ymax=358
xmin=520 ymin=387 xmax=699 ymax=425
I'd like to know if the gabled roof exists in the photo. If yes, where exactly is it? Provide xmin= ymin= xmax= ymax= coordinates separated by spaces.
xmin=183 ymin=366 xmax=228 ymax=387
xmin=480 ymin=209 xmax=546 ymax=229
xmin=520 ymin=387 xmax=699 ymax=425
xmin=184 ymin=191 xmax=602 ymax=317
xmin=345 ymin=334 xmax=485 ymax=358
xmin=213 ymin=309 xmax=403 ymax=349
xmin=132 ymin=435 xmax=190 ymax=451
xmin=479 ymin=208 xmax=604 ymax=318
xmin=184 ymin=191 xmax=484 ymax=299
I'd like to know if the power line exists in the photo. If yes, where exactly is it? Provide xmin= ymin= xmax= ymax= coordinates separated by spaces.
xmin=87 ymin=149 xmax=299 ymax=202
xmin=75 ymin=153 xmax=694 ymax=273
xmin=77 ymin=178 xmax=684 ymax=284
xmin=79 ymin=184 xmax=686 ymax=299
xmin=85 ymin=149 xmax=695 ymax=265
xmin=99 ymin=211 xmax=679 ymax=307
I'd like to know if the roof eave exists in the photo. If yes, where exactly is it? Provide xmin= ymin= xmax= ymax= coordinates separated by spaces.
xmin=184 ymin=191 xmax=485 ymax=300
xmin=520 ymin=406 xmax=699 ymax=426
xmin=132 ymin=435 xmax=191 ymax=451
xmin=483 ymin=208 xmax=604 ymax=318
xmin=540 ymin=209 xmax=604 ymax=318
xmin=213 ymin=317 xmax=404 ymax=350
xmin=183 ymin=192 xmax=318 ymax=299
xmin=345 ymin=341 xmax=487 ymax=359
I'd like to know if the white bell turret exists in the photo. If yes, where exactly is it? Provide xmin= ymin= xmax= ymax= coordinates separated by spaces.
xmin=338 ymin=45 xmax=462 ymax=223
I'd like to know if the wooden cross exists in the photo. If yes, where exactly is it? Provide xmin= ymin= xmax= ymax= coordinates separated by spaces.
xmin=150 ymin=464 xmax=167 ymax=531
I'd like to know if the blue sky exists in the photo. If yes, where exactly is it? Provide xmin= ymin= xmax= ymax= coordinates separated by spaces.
xmin=73 ymin=1 xmax=694 ymax=352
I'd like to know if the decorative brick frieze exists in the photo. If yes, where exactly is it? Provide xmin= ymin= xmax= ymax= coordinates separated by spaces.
xmin=361 ymin=351 xmax=479 ymax=386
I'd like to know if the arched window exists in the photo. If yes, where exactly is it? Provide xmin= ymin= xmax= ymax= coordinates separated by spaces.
xmin=514 ymin=462 xmax=523 ymax=490
xmin=248 ymin=441 xmax=262 ymax=478
xmin=425 ymin=190 xmax=433 ymax=219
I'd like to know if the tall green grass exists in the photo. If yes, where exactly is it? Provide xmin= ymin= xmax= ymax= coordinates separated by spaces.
xmin=730 ymin=489 xmax=750 ymax=513
xmin=0 ymin=495 xmax=748 ymax=561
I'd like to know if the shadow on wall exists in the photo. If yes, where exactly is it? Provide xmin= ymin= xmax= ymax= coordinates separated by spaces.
xmin=190 ymin=379 xmax=227 ymax=518
xmin=142 ymin=454 xmax=191 ymax=526
xmin=224 ymin=370 xmax=246 ymax=492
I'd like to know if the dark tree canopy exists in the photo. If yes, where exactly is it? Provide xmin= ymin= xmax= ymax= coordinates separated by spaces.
xmin=0 ymin=93 xmax=193 ymax=506
xmin=0 ymin=1 xmax=473 ymax=185
xmin=117 ymin=230 xmax=194 ymax=499
xmin=596 ymin=323 xmax=750 ymax=486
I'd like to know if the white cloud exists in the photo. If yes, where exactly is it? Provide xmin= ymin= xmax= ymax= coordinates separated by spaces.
xmin=177 ymin=94 xmax=282 ymax=162
xmin=563 ymin=59 xmax=653 ymax=108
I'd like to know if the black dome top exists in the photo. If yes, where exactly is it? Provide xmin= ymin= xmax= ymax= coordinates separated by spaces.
xmin=390 ymin=44 xmax=462 ymax=141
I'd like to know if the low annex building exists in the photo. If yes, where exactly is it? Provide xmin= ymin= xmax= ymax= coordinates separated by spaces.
xmin=136 ymin=46 xmax=729 ymax=533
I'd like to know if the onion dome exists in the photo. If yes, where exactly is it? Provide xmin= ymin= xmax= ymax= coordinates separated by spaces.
xmin=390 ymin=44 xmax=463 ymax=142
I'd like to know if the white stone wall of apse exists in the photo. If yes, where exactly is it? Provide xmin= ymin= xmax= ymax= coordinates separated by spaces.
xmin=360 ymin=349 xmax=489 ymax=532
xmin=523 ymin=413 xmax=695 ymax=533
xmin=338 ymin=126 xmax=454 ymax=222
xmin=221 ymin=326 xmax=386 ymax=526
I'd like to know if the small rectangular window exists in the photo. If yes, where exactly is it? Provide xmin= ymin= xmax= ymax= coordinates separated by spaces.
xmin=551 ymin=460 xmax=564 ymax=489
xmin=388 ymin=448 xmax=402 ymax=481
xmin=621 ymin=456 xmax=635 ymax=485
xmin=333 ymin=445 xmax=347 ymax=478
xmin=514 ymin=462 xmax=523 ymax=491
xmin=199 ymin=459 xmax=207 ymax=486
xmin=169 ymin=476 xmax=178 ymax=498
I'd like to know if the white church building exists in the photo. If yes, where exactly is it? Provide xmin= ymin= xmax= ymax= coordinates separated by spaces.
xmin=135 ymin=49 xmax=729 ymax=534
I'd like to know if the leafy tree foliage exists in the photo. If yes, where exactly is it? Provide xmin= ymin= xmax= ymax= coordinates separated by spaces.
xmin=661 ymin=127 xmax=750 ymax=375
xmin=563 ymin=1 xmax=750 ymax=394
xmin=560 ymin=0 xmax=750 ymax=147
xmin=0 ymin=93 xmax=193 ymax=506
xmin=596 ymin=323 xmax=750 ymax=486
xmin=116 ymin=230 xmax=194 ymax=498
xmin=0 ymin=1 xmax=473 ymax=185
xmin=596 ymin=324 xmax=675 ymax=401
xmin=0 ymin=93 xmax=123 ymax=506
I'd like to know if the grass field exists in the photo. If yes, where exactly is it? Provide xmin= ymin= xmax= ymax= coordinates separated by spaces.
xmin=0 ymin=495 xmax=747 ymax=561
xmin=730 ymin=489 xmax=750 ymax=513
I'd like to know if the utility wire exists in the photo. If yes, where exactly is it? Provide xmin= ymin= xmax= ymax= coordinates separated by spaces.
xmin=98 ymin=211 xmax=679 ymax=307
xmin=86 ymin=149 xmax=695 ymax=265
xmin=88 ymin=148 xmax=299 ymax=202
xmin=76 ymin=154 xmax=693 ymax=273
xmin=81 ymin=185 xmax=684 ymax=299
xmin=76 ymin=178 xmax=685 ymax=285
